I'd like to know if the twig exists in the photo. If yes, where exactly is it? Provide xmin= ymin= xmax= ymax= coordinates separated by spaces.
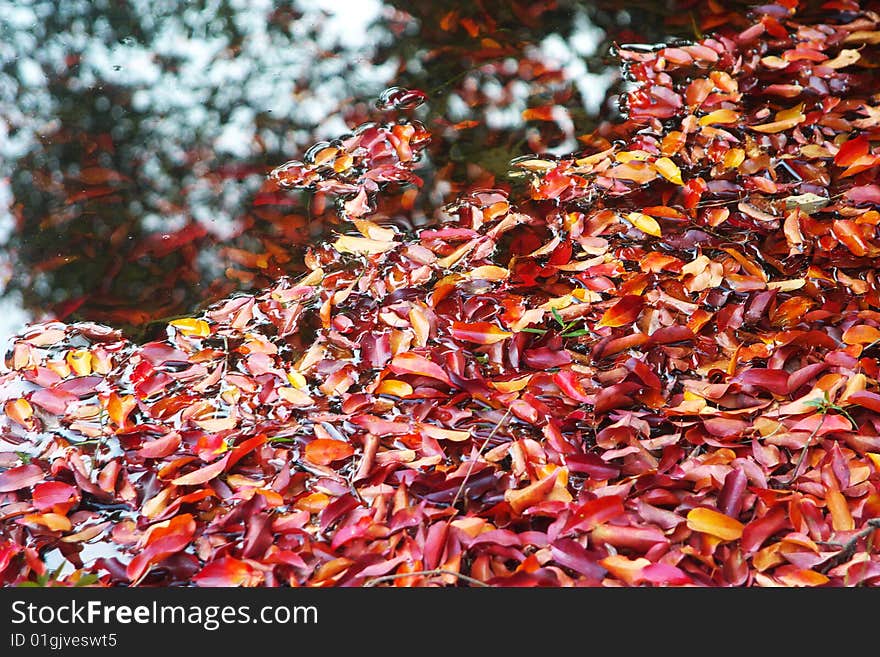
xmin=779 ymin=413 xmax=825 ymax=486
xmin=447 ymin=408 xmax=512 ymax=513
xmin=363 ymin=568 xmax=489 ymax=588
xmin=817 ymin=518 xmax=880 ymax=575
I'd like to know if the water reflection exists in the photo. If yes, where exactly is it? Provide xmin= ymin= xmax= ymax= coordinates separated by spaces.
xmin=0 ymin=0 xmax=672 ymax=342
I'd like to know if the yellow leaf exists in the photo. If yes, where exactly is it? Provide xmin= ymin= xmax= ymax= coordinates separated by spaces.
xmin=353 ymin=219 xmax=396 ymax=241
xmin=623 ymin=212 xmax=662 ymax=237
xmin=489 ymin=375 xmax=532 ymax=393
xmin=800 ymin=144 xmax=833 ymax=158
xmin=723 ymin=148 xmax=745 ymax=169
xmin=654 ymin=157 xmax=683 ymax=185
xmin=615 ymin=150 xmax=651 ymax=163
xmin=169 ymin=318 xmax=210 ymax=337
xmin=332 ymin=235 xmax=397 ymax=255
xmin=375 ymin=379 xmax=414 ymax=397
xmin=66 ymin=349 xmax=92 ymax=376
xmin=686 ymin=507 xmax=744 ymax=541
xmin=750 ymin=103 xmax=805 ymax=133
xmin=765 ymin=279 xmax=805 ymax=292
xmin=825 ymin=49 xmax=861 ymax=69
xmin=698 ymin=109 xmax=739 ymax=126
xmin=286 ymin=370 xmax=307 ymax=389
xmin=465 ymin=265 xmax=509 ymax=281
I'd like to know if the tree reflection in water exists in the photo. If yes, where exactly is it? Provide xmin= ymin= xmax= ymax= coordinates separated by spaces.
xmin=0 ymin=0 xmax=672 ymax=340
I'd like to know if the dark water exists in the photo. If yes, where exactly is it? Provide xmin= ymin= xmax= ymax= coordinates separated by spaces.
xmin=0 ymin=0 xmax=677 ymax=343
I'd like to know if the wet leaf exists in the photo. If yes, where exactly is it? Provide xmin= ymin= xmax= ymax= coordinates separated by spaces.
xmin=193 ymin=557 xmax=264 ymax=587
xmin=305 ymin=439 xmax=355 ymax=465
xmin=0 ymin=464 xmax=44 ymax=493
xmin=623 ymin=212 xmax=662 ymax=237
xmin=450 ymin=321 xmax=513 ymax=344
xmin=596 ymin=295 xmax=645 ymax=328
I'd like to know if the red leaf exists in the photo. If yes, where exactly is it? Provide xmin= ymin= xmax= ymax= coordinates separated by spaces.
xmin=193 ymin=557 xmax=263 ymax=587
xmin=848 ymin=390 xmax=880 ymax=412
xmin=171 ymin=453 xmax=230 ymax=486
xmin=138 ymin=432 xmax=182 ymax=459
xmin=564 ymin=496 xmax=625 ymax=533
xmin=126 ymin=514 xmax=196 ymax=582
xmin=0 ymin=465 xmax=44 ymax=493
xmin=741 ymin=507 xmax=789 ymax=554
xmin=389 ymin=352 xmax=451 ymax=385
xmin=32 ymin=482 xmax=78 ymax=512
xmin=30 ymin=388 xmax=77 ymax=415
xmin=834 ymin=135 xmax=869 ymax=166
xmin=791 ymin=413 xmax=852 ymax=436
xmin=732 ymin=368 xmax=790 ymax=395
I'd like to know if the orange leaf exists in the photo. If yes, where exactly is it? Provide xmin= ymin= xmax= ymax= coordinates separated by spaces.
xmin=686 ymin=507 xmax=744 ymax=541
xmin=505 ymin=471 xmax=559 ymax=514
xmin=825 ymin=490 xmax=854 ymax=531
xmin=842 ymin=325 xmax=880 ymax=345
xmin=596 ymin=295 xmax=645 ymax=328
xmin=375 ymin=379 xmax=414 ymax=397
xmin=775 ymin=566 xmax=830 ymax=587
xmin=305 ymin=439 xmax=355 ymax=465
xmin=126 ymin=514 xmax=196 ymax=582
xmin=20 ymin=512 xmax=71 ymax=532
xmin=832 ymin=219 xmax=870 ymax=256
xmin=522 ymin=105 xmax=557 ymax=122
xmin=599 ymin=554 xmax=652 ymax=586
xmin=4 ymin=398 xmax=33 ymax=428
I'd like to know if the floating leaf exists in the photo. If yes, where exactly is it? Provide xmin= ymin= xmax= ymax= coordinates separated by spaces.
xmin=623 ymin=212 xmax=662 ymax=237
xmin=171 ymin=454 xmax=230 ymax=486
xmin=450 ymin=321 xmax=513 ymax=344
xmin=596 ymin=295 xmax=645 ymax=328
xmin=305 ymin=439 xmax=355 ymax=465
xmin=389 ymin=353 xmax=451 ymax=385
xmin=169 ymin=318 xmax=210 ymax=337
xmin=0 ymin=464 xmax=44 ymax=493
xmin=653 ymin=157 xmax=683 ymax=185
xmin=332 ymin=235 xmax=397 ymax=255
